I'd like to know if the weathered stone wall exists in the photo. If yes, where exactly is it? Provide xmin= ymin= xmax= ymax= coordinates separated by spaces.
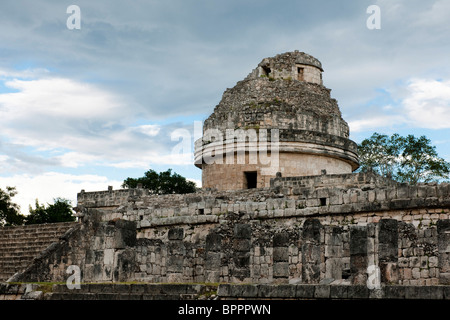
xmin=9 ymin=210 xmax=137 ymax=283
xmin=10 ymin=172 xmax=449 ymax=288
xmin=254 ymin=50 xmax=323 ymax=85
xmin=201 ymin=151 xmax=354 ymax=191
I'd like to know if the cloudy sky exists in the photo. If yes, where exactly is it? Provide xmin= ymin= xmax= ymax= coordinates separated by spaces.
xmin=1 ymin=0 xmax=450 ymax=214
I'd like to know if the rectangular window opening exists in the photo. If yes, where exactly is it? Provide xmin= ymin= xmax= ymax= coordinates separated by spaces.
xmin=320 ymin=197 xmax=327 ymax=206
xmin=297 ymin=67 xmax=304 ymax=81
xmin=262 ymin=66 xmax=271 ymax=76
xmin=244 ymin=171 xmax=257 ymax=189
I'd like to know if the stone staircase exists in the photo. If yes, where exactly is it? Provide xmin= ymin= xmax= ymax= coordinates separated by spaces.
xmin=0 ymin=222 xmax=78 ymax=282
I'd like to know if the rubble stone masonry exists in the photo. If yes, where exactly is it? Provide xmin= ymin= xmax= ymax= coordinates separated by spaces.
xmin=9 ymin=172 xmax=450 ymax=288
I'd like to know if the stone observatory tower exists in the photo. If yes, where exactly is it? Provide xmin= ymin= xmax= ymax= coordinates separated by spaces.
xmin=194 ymin=51 xmax=359 ymax=191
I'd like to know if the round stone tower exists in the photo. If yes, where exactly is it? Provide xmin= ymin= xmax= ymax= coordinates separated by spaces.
xmin=194 ymin=51 xmax=359 ymax=190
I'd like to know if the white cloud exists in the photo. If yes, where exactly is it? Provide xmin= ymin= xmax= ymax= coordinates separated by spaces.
xmin=132 ymin=124 xmax=161 ymax=137
xmin=0 ymin=76 xmax=126 ymax=124
xmin=402 ymin=79 xmax=450 ymax=129
xmin=54 ymin=152 xmax=102 ymax=168
xmin=348 ymin=114 xmax=405 ymax=133
xmin=349 ymin=78 xmax=450 ymax=132
xmin=0 ymin=74 xmax=198 ymax=171
xmin=0 ymin=172 xmax=122 ymax=215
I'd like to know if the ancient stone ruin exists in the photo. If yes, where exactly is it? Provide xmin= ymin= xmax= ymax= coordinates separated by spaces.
xmin=1 ymin=51 xmax=450 ymax=300
xmin=195 ymin=51 xmax=358 ymax=190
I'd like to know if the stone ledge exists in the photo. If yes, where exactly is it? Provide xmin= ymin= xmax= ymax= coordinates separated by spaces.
xmin=6 ymin=283 xmax=450 ymax=300
xmin=217 ymin=284 xmax=450 ymax=300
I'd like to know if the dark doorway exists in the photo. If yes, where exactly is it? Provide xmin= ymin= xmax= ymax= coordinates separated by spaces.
xmin=244 ymin=171 xmax=257 ymax=189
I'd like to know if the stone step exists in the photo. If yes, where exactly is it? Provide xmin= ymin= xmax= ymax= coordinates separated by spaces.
xmin=0 ymin=245 xmax=54 ymax=252
xmin=0 ymin=239 xmax=59 ymax=247
xmin=47 ymin=293 xmax=195 ymax=300
xmin=47 ymin=283 xmax=215 ymax=300
xmin=0 ymin=222 xmax=77 ymax=282
xmin=0 ymin=262 xmax=31 ymax=271
xmin=52 ymin=283 xmax=211 ymax=295
xmin=0 ymin=223 xmax=76 ymax=236
xmin=0 ymin=252 xmax=44 ymax=259
xmin=0 ymin=239 xmax=60 ymax=249
xmin=0 ymin=257 xmax=36 ymax=265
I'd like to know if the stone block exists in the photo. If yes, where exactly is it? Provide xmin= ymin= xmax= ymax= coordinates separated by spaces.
xmin=405 ymin=286 xmax=437 ymax=300
xmin=205 ymin=252 xmax=221 ymax=269
xmin=295 ymin=285 xmax=315 ymax=298
xmin=347 ymin=285 xmax=369 ymax=299
xmin=273 ymin=247 xmax=289 ymax=262
xmin=167 ymin=255 xmax=184 ymax=273
xmin=104 ymin=249 xmax=115 ymax=265
xmin=234 ymin=224 xmax=252 ymax=239
xmin=429 ymin=286 xmax=444 ymax=300
xmin=96 ymin=293 xmax=120 ymax=300
xmin=443 ymin=286 xmax=450 ymax=300
xmin=233 ymin=238 xmax=251 ymax=252
xmin=330 ymin=285 xmax=348 ymax=299
xmin=302 ymin=243 xmax=321 ymax=263
xmin=112 ymin=284 xmax=131 ymax=294
xmin=253 ymin=284 xmax=271 ymax=298
xmin=439 ymin=273 xmax=450 ymax=285
xmin=205 ymin=232 xmax=222 ymax=251
xmin=383 ymin=285 xmax=405 ymax=299
xmin=168 ymin=228 xmax=184 ymax=240
xmin=314 ymin=285 xmax=330 ymax=299
xmin=375 ymin=189 xmax=386 ymax=202
xmin=350 ymin=226 xmax=368 ymax=256
xmin=273 ymin=262 xmax=289 ymax=278
xmin=273 ymin=284 xmax=296 ymax=298
xmin=397 ymin=186 xmax=410 ymax=199
xmin=302 ymin=218 xmax=322 ymax=242
xmin=233 ymin=252 xmax=250 ymax=268
xmin=325 ymin=258 xmax=342 ymax=280
xmin=273 ymin=232 xmax=290 ymax=246
xmin=217 ymin=284 xmax=231 ymax=297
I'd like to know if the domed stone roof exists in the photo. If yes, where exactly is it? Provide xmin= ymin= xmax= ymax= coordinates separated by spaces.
xmin=195 ymin=51 xmax=359 ymax=190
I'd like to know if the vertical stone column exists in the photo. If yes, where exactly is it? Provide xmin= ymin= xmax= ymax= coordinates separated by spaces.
xmin=232 ymin=224 xmax=252 ymax=282
xmin=166 ymin=228 xmax=185 ymax=282
xmin=350 ymin=226 xmax=368 ymax=285
xmin=272 ymin=232 xmax=289 ymax=282
xmin=205 ymin=232 xmax=222 ymax=283
xmin=325 ymin=226 xmax=343 ymax=281
xmin=111 ymin=219 xmax=137 ymax=282
xmin=301 ymin=219 xmax=322 ymax=283
xmin=438 ymin=219 xmax=450 ymax=284
xmin=378 ymin=219 xmax=399 ymax=284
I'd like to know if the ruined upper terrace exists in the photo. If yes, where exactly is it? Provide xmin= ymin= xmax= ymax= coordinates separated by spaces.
xmin=76 ymin=172 xmax=450 ymax=230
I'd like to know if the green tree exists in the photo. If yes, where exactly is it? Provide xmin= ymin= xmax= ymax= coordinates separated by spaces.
xmin=122 ymin=169 xmax=197 ymax=194
xmin=358 ymin=132 xmax=450 ymax=184
xmin=26 ymin=198 xmax=75 ymax=225
xmin=0 ymin=186 xmax=25 ymax=226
